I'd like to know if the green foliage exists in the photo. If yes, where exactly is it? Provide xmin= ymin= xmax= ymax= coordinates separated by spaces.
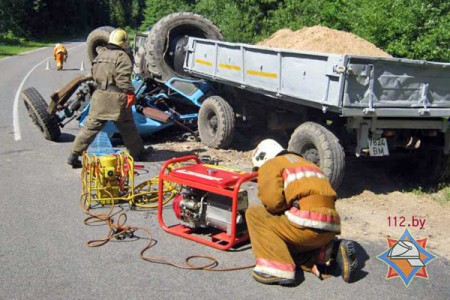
xmin=433 ymin=184 xmax=450 ymax=205
xmin=1 ymin=0 xmax=449 ymax=62
xmin=140 ymin=0 xmax=193 ymax=30
xmin=192 ymin=0 xmax=450 ymax=62
xmin=343 ymin=0 xmax=450 ymax=61
xmin=0 ymin=0 xmax=146 ymax=41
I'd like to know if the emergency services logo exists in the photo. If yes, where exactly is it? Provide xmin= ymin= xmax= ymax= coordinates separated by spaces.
xmin=377 ymin=229 xmax=436 ymax=287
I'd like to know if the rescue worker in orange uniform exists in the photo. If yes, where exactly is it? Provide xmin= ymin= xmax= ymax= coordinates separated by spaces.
xmin=246 ymin=139 xmax=358 ymax=285
xmin=53 ymin=43 xmax=68 ymax=70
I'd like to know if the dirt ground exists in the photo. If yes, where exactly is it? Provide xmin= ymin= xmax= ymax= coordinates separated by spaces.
xmin=149 ymin=135 xmax=450 ymax=260
xmin=257 ymin=25 xmax=391 ymax=57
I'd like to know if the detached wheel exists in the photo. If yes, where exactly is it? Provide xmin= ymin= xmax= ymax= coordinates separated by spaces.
xmin=198 ymin=96 xmax=235 ymax=149
xmin=145 ymin=12 xmax=223 ymax=81
xmin=22 ymin=87 xmax=61 ymax=141
xmin=86 ymin=26 xmax=115 ymax=63
xmin=288 ymin=122 xmax=345 ymax=189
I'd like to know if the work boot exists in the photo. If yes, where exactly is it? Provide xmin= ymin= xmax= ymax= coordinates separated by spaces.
xmin=335 ymin=239 xmax=358 ymax=283
xmin=137 ymin=146 xmax=154 ymax=162
xmin=67 ymin=152 xmax=82 ymax=169
xmin=252 ymin=271 xmax=295 ymax=286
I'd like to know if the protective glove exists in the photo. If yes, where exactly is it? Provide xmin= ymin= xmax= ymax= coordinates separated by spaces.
xmin=126 ymin=93 xmax=135 ymax=109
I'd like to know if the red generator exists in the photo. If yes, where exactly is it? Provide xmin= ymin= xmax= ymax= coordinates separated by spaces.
xmin=158 ymin=155 xmax=258 ymax=250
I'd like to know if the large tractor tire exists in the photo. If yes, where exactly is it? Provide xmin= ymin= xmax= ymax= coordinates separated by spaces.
xmin=22 ymin=87 xmax=61 ymax=141
xmin=145 ymin=12 xmax=223 ymax=81
xmin=288 ymin=122 xmax=345 ymax=189
xmin=86 ymin=26 xmax=115 ymax=63
xmin=198 ymin=96 xmax=235 ymax=149
xmin=402 ymin=148 xmax=450 ymax=186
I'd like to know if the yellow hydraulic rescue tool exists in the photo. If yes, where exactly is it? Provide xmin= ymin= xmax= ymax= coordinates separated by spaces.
xmin=81 ymin=151 xmax=179 ymax=209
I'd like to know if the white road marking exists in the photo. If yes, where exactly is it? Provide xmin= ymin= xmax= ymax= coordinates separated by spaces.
xmin=13 ymin=43 xmax=85 ymax=141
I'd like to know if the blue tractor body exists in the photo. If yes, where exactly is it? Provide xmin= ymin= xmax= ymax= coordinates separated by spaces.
xmin=79 ymin=76 xmax=209 ymax=140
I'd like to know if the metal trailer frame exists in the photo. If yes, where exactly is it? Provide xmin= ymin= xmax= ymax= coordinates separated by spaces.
xmin=184 ymin=37 xmax=450 ymax=155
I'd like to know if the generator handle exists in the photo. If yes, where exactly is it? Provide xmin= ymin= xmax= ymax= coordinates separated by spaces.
xmin=229 ymin=172 xmax=259 ymax=243
xmin=159 ymin=155 xmax=201 ymax=177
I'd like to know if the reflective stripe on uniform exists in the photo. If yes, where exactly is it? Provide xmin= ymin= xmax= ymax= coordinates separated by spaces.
xmin=285 ymin=207 xmax=341 ymax=232
xmin=283 ymin=166 xmax=326 ymax=189
xmin=255 ymin=258 xmax=295 ymax=279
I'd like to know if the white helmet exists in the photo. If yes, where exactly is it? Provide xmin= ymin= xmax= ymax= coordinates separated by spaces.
xmin=55 ymin=43 xmax=62 ymax=48
xmin=252 ymin=139 xmax=284 ymax=168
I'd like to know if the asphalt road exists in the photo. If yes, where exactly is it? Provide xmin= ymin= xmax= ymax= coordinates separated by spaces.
xmin=0 ymin=43 xmax=449 ymax=299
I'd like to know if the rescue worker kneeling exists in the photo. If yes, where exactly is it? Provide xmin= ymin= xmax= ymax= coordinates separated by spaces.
xmin=246 ymin=139 xmax=358 ymax=285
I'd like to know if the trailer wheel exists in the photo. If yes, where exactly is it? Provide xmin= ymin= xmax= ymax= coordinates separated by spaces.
xmin=145 ymin=12 xmax=223 ymax=81
xmin=288 ymin=122 xmax=345 ymax=189
xmin=198 ymin=96 xmax=235 ymax=149
xmin=86 ymin=26 xmax=115 ymax=63
xmin=407 ymin=149 xmax=450 ymax=185
xmin=22 ymin=87 xmax=61 ymax=141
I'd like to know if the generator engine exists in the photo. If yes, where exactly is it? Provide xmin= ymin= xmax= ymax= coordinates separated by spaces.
xmin=172 ymin=187 xmax=248 ymax=234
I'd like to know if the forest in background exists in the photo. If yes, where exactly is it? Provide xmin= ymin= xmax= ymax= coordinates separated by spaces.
xmin=0 ymin=0 xmax=448 ymax=61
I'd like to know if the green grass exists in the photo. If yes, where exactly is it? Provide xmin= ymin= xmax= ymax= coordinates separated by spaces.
xmin=433 ymin=185 xmax=450 ymax=205
xmin=411 ymin=186 xmax=426 ymax=196
xmin=0 ymin=41 xmax=51 ymax=59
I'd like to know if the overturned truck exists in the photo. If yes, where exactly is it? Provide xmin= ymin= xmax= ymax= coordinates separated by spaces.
xmin=136 ymin=13 xmax=450 ymax=188
xmin=24 ymin=12 xmax=450 ymax=189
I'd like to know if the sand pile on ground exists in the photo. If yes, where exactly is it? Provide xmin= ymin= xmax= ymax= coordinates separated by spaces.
xmin=257 ymin=26 xmax=391 ymax=57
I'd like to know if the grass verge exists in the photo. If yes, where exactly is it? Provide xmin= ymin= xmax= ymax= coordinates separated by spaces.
xmin=0 ymin=41 xmax=51 ymax=59
xmin=433 ymin=185 xmax=450 ymax=205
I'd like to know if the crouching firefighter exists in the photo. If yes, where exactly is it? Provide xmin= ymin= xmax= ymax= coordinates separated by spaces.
xmin=246 ymin=139 xmax=358 ymax=285
xmin=67 ymin=28 xmax=152 ymax=168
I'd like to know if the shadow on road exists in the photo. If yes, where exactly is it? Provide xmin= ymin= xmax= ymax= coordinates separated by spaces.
xmin=350 ymin=241 xmax=370 ymax=283
xmin=57 ymin=133 xmax=76 ymax=143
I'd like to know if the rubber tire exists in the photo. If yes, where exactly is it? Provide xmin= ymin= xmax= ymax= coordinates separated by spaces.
xmin=86 ymin=26 xmax=115 ymax=63
xmin=407 ymin=149 xmax=450 ymax=185
xmin=198 ymin=96 xmax=235 ymax=149
xmin=133 ymin=46 xmax=147 ymax=76
xmin=22 ymin=87 xmax=61 ymax=141
xmin=145 ymin=12 xmax=223 ymax=81
xmin=288 ymin=122 xmax=345 ymax=189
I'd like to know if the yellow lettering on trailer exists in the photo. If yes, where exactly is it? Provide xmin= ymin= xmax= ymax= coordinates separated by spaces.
xmin=246 ymin=70 xmax=278 ymax=79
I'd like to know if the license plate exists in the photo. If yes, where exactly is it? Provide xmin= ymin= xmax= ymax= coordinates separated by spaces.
xmin=368 ymin=138 xmax=389 ymax=156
